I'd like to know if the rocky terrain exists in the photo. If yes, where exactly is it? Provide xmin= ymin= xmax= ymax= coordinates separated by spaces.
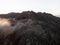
xmin=0 ymin=11 xmax=60 ymax=45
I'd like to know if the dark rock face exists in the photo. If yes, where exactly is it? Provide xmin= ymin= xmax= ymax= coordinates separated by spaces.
xmin=0 ymin=11 xmax=60 ymax=45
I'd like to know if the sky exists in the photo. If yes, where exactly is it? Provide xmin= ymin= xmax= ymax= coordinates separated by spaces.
xmin=0 ymin=0 xmax=60 ymax=16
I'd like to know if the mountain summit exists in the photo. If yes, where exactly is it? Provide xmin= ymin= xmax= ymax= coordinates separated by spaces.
xmin=0 ymin=11 xmax=60 ymax=45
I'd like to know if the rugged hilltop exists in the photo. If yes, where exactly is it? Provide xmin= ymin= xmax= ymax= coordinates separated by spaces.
xmin=0 ymin=11 xmax=60 ymax=45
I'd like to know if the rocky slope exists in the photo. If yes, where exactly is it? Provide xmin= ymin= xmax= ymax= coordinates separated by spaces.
xmin=0 ymin=11 xmax=60 ymax=45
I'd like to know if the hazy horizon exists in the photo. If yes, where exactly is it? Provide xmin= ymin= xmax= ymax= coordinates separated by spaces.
xmin=0 ymin=0 xmax=60 ymax=16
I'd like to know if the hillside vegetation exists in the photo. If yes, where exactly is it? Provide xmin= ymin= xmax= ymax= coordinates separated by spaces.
xmin=0 ymin=11 xmax=60 ymax=45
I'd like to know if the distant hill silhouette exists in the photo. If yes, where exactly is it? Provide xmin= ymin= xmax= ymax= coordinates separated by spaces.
xmin=0 ymin=11 xmax=60 ymax=45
